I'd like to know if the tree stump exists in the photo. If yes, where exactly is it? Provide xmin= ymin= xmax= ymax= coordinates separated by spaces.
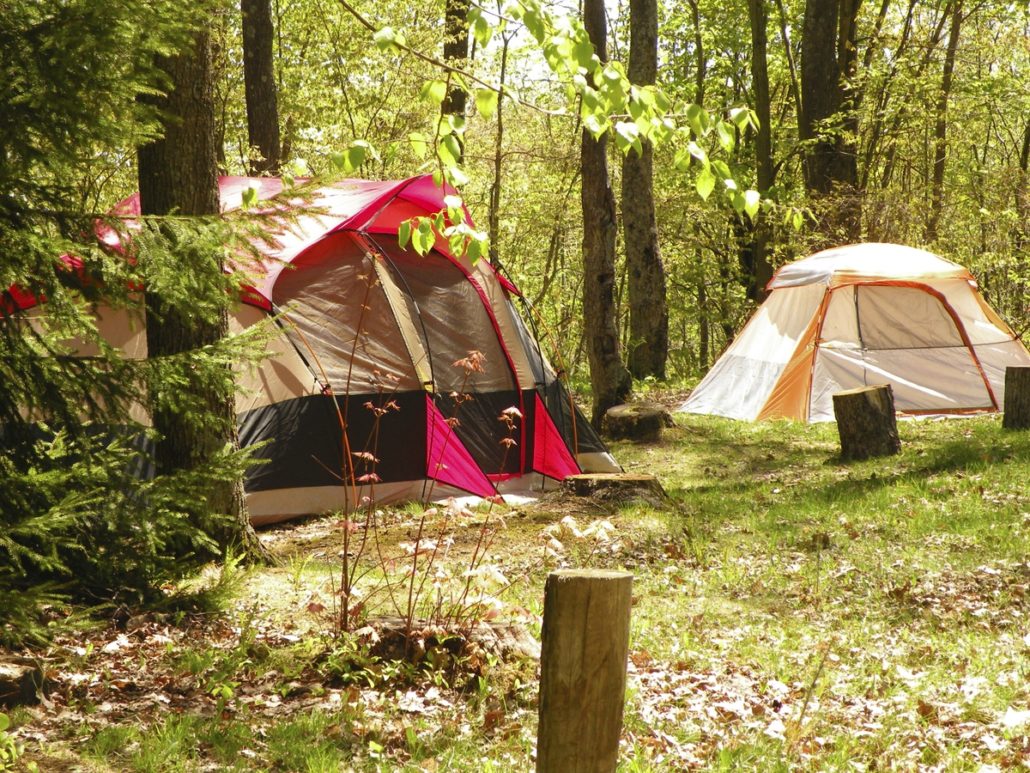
xmin=0 ymin=659 xmax=44 ymax=708
xmin=561 ymin=473 xmax=666 ymax=502
xmin=537 ymin=569 xmax=632 ymax=773
xmin=602 ymin=402 xmax=674 ymax=442
xmin=1002 ymin=367 xmax=1030 ymax=430
xmin=832 ymin=385 xmax=901 ymax=461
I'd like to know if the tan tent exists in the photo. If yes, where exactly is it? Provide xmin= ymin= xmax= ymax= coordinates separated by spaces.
xmin=679 ymin=243 xmax=1030 ymax=422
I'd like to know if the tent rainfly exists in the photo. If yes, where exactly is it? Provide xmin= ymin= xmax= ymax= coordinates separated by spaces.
xmin=679 ymin=243 xmax=1030 ymax=423
xmin=7 ymin=175 xmax=619 ymax=524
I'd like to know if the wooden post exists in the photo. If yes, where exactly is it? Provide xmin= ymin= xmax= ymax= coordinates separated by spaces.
xmin=1003 ymin=367 xmax=1030 ymax=430
xmin=832 ymin=384 xmax=901 ymax=461
xmin=537 ymin=569 xmax=632 ymax=773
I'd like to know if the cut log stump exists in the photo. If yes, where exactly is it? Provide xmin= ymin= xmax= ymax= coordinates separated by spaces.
xmin=602 ymin=402 xmax=674 ymax=442
xmin=562 ymin=473 xmax=666 ymax=502
xmin=537 ymin=569 xmax=632 ymax=773
xmin=1002 ymin=367 xmax=1030 ymax=430
xmin=833 ymin=385 xmax=901 ymax=461
xmin=0 ymin=659 xmax=45 ymax=708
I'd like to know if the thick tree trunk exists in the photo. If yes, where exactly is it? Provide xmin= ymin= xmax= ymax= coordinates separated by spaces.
xmin=138 ymin=29 xmax=266 ymax=559
xmin=582 ymin=0 xmax=632 ymax=427
xmin=242 ymin=0 xmax=281 ymax=175
xmin=622 ymin=0 xmax=667 ymax=379
xmin=800 ymin=0 xmax=863 ymax=241
xmin=925 ymin=0 xmax=962 ymax=243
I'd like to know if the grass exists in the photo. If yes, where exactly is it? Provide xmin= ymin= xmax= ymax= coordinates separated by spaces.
xmin=14 ymin=413 xmax=1030 ymax=771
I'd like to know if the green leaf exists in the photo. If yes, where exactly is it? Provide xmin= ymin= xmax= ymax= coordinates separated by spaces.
xmin=337 ymin=140 xmax=375 ymax=172
xmin=373 ymin=27 xmax=406 ymax=54
xmin=716 ymin=120 xmax=736 ymax=152
xmin=573 ymin=37 xmax=595 ymax=70
xmin=728 ymin=106 xmax=751 ymax=130
xmin=688 ymin=141 xmax=708 ymax=166
xmin=475 ymin=88 xmax=498 ymax=119
xmin=730 ymin=190 xmax=746 ymax=214
xmin=397 ymin=221 xmax=412 ymax=250
xmin=674 ymin=146 xmax=692 ymax=171
xmin=686 ymin=103 xmax=707 ymax=136
xmin=408 ymin=132 xmax=428 ymax=159
xmin=412 ymin=220 xmax=435 ymax=255
xmin=582 ymin=113 xmax=609 ymax=139
xmin=240 ymin=186 xmax=258 ymax=210
xmin=743 ymin=189 xmax=761 ymax=220
xmin=695 ymin=167 xmax=716 ymax=200
xmin=420 ymin=80 xmax=447 ymax=106
xmin=466 ymin=236 xmax=484 ymax=263
xmin=614 ymin=121 xmax=642 ymax=155
xmin=438 ymin=134 xmax=462 ymax=166
xmin=0 ymin=713 xmax=9 ymax=732
xmin=470 ymin=8 xmax=492 ymax=48
xmin=446 ymin=165 xmax=470 ymax=186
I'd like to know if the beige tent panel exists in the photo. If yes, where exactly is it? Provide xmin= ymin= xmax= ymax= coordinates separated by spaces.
xmin=231 ymin=303 xmax=319 ymax=413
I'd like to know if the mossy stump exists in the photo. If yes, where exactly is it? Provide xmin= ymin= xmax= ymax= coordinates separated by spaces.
xmin=1002 ymin=367 xmax=1030 ymax=430
xmin=562 ymin=473 xmax=666 ymax=501
xmin=602 ymin=402 xmax=674 ymax=442
xmin=832 ymin=384 xmax=901 ymax=461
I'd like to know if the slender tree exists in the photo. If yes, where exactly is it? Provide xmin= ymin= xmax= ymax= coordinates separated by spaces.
xmin=622 ymin=0 xmax=668 ymax=379
xmin=582 ymin=0 xmax=632 ymax=425
xmin=925 ymin=0 xmax=962 ymax=243
xmin=138 ymin=21 xmax=266 ymax=558
xmin=442 ymin=0 xmax=471 ymax=162
xmin=242 ymin=0 xmax=282 ymax=174
xmin=744 ymin=0 xmax=775 ymax=300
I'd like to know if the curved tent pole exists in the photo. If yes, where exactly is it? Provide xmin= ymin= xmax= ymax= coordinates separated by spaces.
xmin=848 ymin=280 xmax=1000 ymax=411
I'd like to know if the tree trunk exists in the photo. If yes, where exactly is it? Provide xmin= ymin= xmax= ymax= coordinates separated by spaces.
xmin=242 ymin=0 xmax=281 ymax=175
xmin=745 ymin=0 xmax=775 ymax=301
xmin=442 ymin=0 xmax=470 ymax=162
xmin=799 ymin=0 xmax=863 ymax=241
xmin=622 ymin=0 xmax=667 ymax=379
xmin=138 ymin=28 xmax=266 ymax=559
xmin=925 ymin=0 xmax=962 ymax=243
xmin=488 ymin=31 xmax=511 ymax=267
xmin=582 ymin=0 xmax=632 ymax=427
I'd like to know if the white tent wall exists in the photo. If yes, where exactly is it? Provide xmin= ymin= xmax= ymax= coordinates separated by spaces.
xmin=681 ymin=283 xmax=825 ymax=420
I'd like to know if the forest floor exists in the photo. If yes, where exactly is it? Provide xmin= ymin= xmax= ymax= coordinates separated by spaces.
xmin=6 ymin=411 xmax=1030 ymax=771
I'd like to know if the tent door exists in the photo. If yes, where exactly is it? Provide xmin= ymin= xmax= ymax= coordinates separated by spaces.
xmin=813 ymin=284 xmax=994 ymax=417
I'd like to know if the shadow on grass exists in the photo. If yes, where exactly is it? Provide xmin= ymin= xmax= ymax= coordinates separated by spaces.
xmin=650 ymin=415 xmax=1030 ymax=520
